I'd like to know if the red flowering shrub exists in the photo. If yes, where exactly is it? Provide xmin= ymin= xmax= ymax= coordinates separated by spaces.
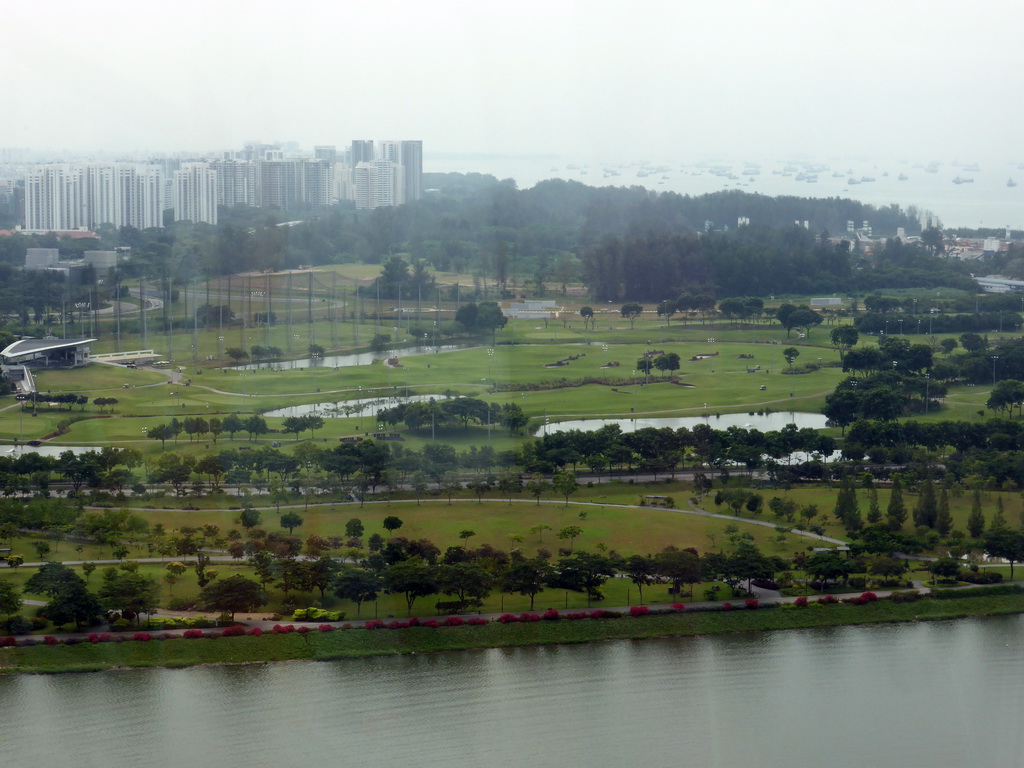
xmin=182 ymin=629 xmax=204 ymax=639
xmin=497 ymin=613 xmax=518 ymax=624
xmin=160 ymin=633 xmax=177 ymax=640
xmin=407 ymin=617 xmax=421 ymax=627
xmin=386 ymin=620 xmax=409 ymax=629
xmin=88 ymin=633 xmax=112 ymax=643
xmin=442 ymin=616 xmax=465 ymax=627
xmin=467 ymin=617 xmax=488 ymax=626
xmin=630 ymin=606 xmax=650 ymax=617
xmin=132 ymin=633 xmax=153 ymax=642
xmin=246 ymin=627 xmax=263 ymax=637
xmin=542 ymin=609 xmax=561 ymax=621
xmin=590 ymin=609 xmax=619 ymax=619
xmin=670 ymin=603 xmax=686 ymax=613
xmin=519 ymin=612 xmax=541 ymax=623
xmin=272 ymin=624 xmax=296 ymax=634
xmin=817 ymin=595 xmax=839 ymax=605
xmin=794 ymin=596 xmax=808 ymax=608
xmin=722 ymin=602 xmax=733 ymax=612
xmin=0 ymin=637 xmax=16 ymax=647
xmin=317 ymin=624 xmax=335 ymax=632
xmin=565 ymin=612 xmax=589 ymax=620
xmin=860 ymin=592 xmax=879 ymax=602
xmin=220 ymin=625 xmax=246 ymax=637
xmin=43 ymin=635 xmax=58 ymax=645
xmin=745 ymin=599 xmax=759 ymax=610
xmin=364 ymin=620 xmax=385 ymax=630
xmin=421 ymin=620 xmax=440 ymax=628
xmin=296 ymin=626 xmax=310 ymax=634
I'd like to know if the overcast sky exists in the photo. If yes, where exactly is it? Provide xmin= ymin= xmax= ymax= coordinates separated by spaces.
xmin=4 ymin=0 xmax=1022 ymax=162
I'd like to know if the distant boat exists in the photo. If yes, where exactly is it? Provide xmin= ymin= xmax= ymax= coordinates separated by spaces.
xmin=898 ymin=173 xmax=909 ymax=181
xmin=964 ymin=163 xmax=981 ymax=172
xmin=847 ymin=177 xmax=860 ymax=185
xmin=860 ymin=176 xmax=876 ymax=183
xmin=952 ymin=176 xmax=975 ymax=184
xmin=1009 ymin=178 xmax=1018 ymax=188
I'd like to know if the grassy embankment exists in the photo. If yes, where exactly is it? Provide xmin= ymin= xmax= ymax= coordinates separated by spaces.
xmin=4 ymin=590 xmax=1024 ymax=674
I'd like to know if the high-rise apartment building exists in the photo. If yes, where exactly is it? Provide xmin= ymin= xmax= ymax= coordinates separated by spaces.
xmin=209 ymin=159 xmax=256 ymax=208
xmin=24 ymin=163 xmax=163 ymax=231
xmin=350 ymin=140 xmax=422 ymax=208
xmin=173 ymin=163 xmax=218 ymax=225
xmin=353 ymin=160 xmax=405 ymax=210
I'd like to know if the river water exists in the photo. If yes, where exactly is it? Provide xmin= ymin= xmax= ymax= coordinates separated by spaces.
xmin=4 ymin=615 xmax=1024 ymax=766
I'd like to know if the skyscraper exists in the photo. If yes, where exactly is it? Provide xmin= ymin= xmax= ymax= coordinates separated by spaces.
xmin=173 ymin=163 xmax=218 ymax=225
xmin=24 ymin=163 xmax=163 ymax=231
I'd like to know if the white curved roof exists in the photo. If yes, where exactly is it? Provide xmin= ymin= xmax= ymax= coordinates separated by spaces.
xmin=0 ymin=338 xmax=97 ymax=360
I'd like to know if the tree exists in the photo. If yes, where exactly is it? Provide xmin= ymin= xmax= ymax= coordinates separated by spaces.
xmin=225 ymin=347 xmax=249 ymax=362
xmin=334 ymin=568 xmax=380 ymax=617
xmin=783 ymin=347 xmax=800 ymax=369
xmin=913 ymin=479 xmax=938 ymax=529
xmin=579 ymin=305 xmax=594 ymax=330
xmin=345 ymin=518 xmax=364 ymax=539
xmin=280 ymin=511 xmax=304 ymax=534
xmin=624 ymin=554 xmax=656 ymax=604
xmin=476 ymin=301 xmax=508 ymax=344
xmin=98 ymin=568 xmax=160 ymax=623
xmin=935 ymin=488 xmax=953 ymax=536
xmin=657 ymin=299 xmax=677 ymax=326
xmin=238 ymin=507 xmax=262 ymax=532
xmin=654 ymin=353 xmax=681 ymax=378
xmin=886 ymin=475 xmax=907 ymax=530
xmin=0 ymin=579 xmax=22 ymax=619
xmin=984 ymin=529 xmax=1024 ymax=580
xmin=550 ymin=552 xmax=616 ymax=605
xmin=502 ymin=558 xmax=550 ymax=610
xmin=654 ymin=547 xmax=702 ymax=598
xmin=199 ymin=575 xmax=267 ymax=619
xmin=620 ymin=302 xmax=643 ymax=329
xmin=552 ymin=471 xmax=579 ymax=506
xmin=383 ymin=558 xmax=438 ymax=615
xmin=437 ymin=562 xmax=495 ymax=609
xmin=557 ymin=525 xmax=583 ymax=552
xmin=43 ymin=581 xmax=102 ymax=629
xmin=830 ymin=326 xmax=859 ymax=363
xmin=805 ymin=552 xmax=853 ymax=591
xmin=967 ymin=490 xmax=986 ymax=538
xmin=382 ymin=516 xmax=403 ymax=534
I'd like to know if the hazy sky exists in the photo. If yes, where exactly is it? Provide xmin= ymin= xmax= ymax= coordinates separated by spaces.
xmin=5 ymin=0 xmax=1022 ymax=162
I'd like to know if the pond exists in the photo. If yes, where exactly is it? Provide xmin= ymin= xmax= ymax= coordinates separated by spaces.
xmin=538 ymin=410 xmax=828 ymax=435
xmin=233 ymin=342 xmax=481 ymax=370
xmin=262 ymin=393 xmax=451 ymax=419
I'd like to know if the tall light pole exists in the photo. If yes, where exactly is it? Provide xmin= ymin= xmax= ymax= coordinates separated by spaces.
xmin=924 ymin=373 xmax=930 ymax=413
xmin=992 ymin=355 xmax=999 ymax=386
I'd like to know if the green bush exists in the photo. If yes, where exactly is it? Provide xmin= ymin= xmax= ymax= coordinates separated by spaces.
xmin=932 ymin=584 xmax=1023 ymax=600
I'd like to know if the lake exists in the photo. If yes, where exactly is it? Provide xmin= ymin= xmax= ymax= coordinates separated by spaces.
xmin=234 ymin=342 xmax=478 ymax=370
xmin=4 ymin=615 xmax=1024 ymax=766
xmin=538 ymin=410 xmax=828 ymax=435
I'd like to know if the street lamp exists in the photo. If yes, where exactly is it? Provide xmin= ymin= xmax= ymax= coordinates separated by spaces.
xmin=632 ymin=370 xmax=638 ymax=415
xmin=992 ymin=355 xmax=1000 ymax=386
xmin=924 ymin=373 xmax=930 ymax=413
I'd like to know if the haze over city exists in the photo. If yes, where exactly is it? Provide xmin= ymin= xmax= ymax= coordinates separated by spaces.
xmin=5 ymin=0 xmax=1022 ymax=163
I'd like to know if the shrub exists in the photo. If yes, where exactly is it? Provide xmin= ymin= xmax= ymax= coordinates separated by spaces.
xmin=889 ymin=590 xmax=923 ymax=603
xmin=817 ymin=595 xmax=839 ymax=604
xmin=467 ymin=617 xmax=488 ymax=626
xmin=246 ymin=627 xmax=263 ymax=637
xmin=386 ymin=621 xmax=408 ymax=629
xmin=1 ymin=636 xmax=17 ymax=647
xmin=421 ymin=620 xmax=440 ymax=628
xmin=272 ymin=624 xmax=295 ymax=634
xmin=957 ymin=569 xmax=1003 ymax=585
xmin=630 ymin=606 xmax=650 ymax=617
xmin=722 ymin=602 xmax=733 ymax=612
xmin=497 ymin=613 xmax=518 ymax=624
xmin=519 ymin=612 xmax=541 ymax=622
xmin=221 ymin=625 xmax=246 ymax=637
xmin=744 ymin=599 xmax=759 ymax=610
xmin=670 ymin=603 xmax=686 ymax=613
xmin=442 ymin=616 xmax=465 ymax=627
xmin=296 ymin=626 xmax=310 ymax=634
xmin=794 ymin=596 xmax=808 ymax=608
xmin=30 ymin=617 xmax=48 ymax=631
xmin=317 ymin=624 xmax=335 ymax=632
xmin=6 ymin=616 xmax=32 ymax=635
xmin=542 ymin=609 xmax=561 ymax=621
xmin=364 ymin=620 xmax=385 ymax=630
xmin=751 ymin=579 xmax=779 ymax=590
xmin=132 ymin=633 xmax=153 ymax=642
xmin=932 ymin=584 xmax=1024 ymax=600
xmin=43 ymin=635 xmax=59 ymax=646
xmin=565 ymin=612 xmax=589 ymax=620
xmin=407 ymin=616 xmax=420 ymax=627
xmin=291 ymin=608 xmax=309 ymax=621
xmin=860 ymin=592 xmax=878 ymax=602
xmin=160 ymin=633 xmax=177 ymax=640
xmin=182 ymin=629 xmax=204 ymax=639
xmin=63 ymin=637 xmax=80 ymax=646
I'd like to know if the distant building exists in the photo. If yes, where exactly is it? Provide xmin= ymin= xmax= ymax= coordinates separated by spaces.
xmin=809 ymin=297 xmax=844 ymax=308
xmin=173 ymin=163 xmax=218 ymax=224
xmin=502 ymin=300 xmax=559 ymax=319
xmin=24 ymin=163 xmax=163 ymax=230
